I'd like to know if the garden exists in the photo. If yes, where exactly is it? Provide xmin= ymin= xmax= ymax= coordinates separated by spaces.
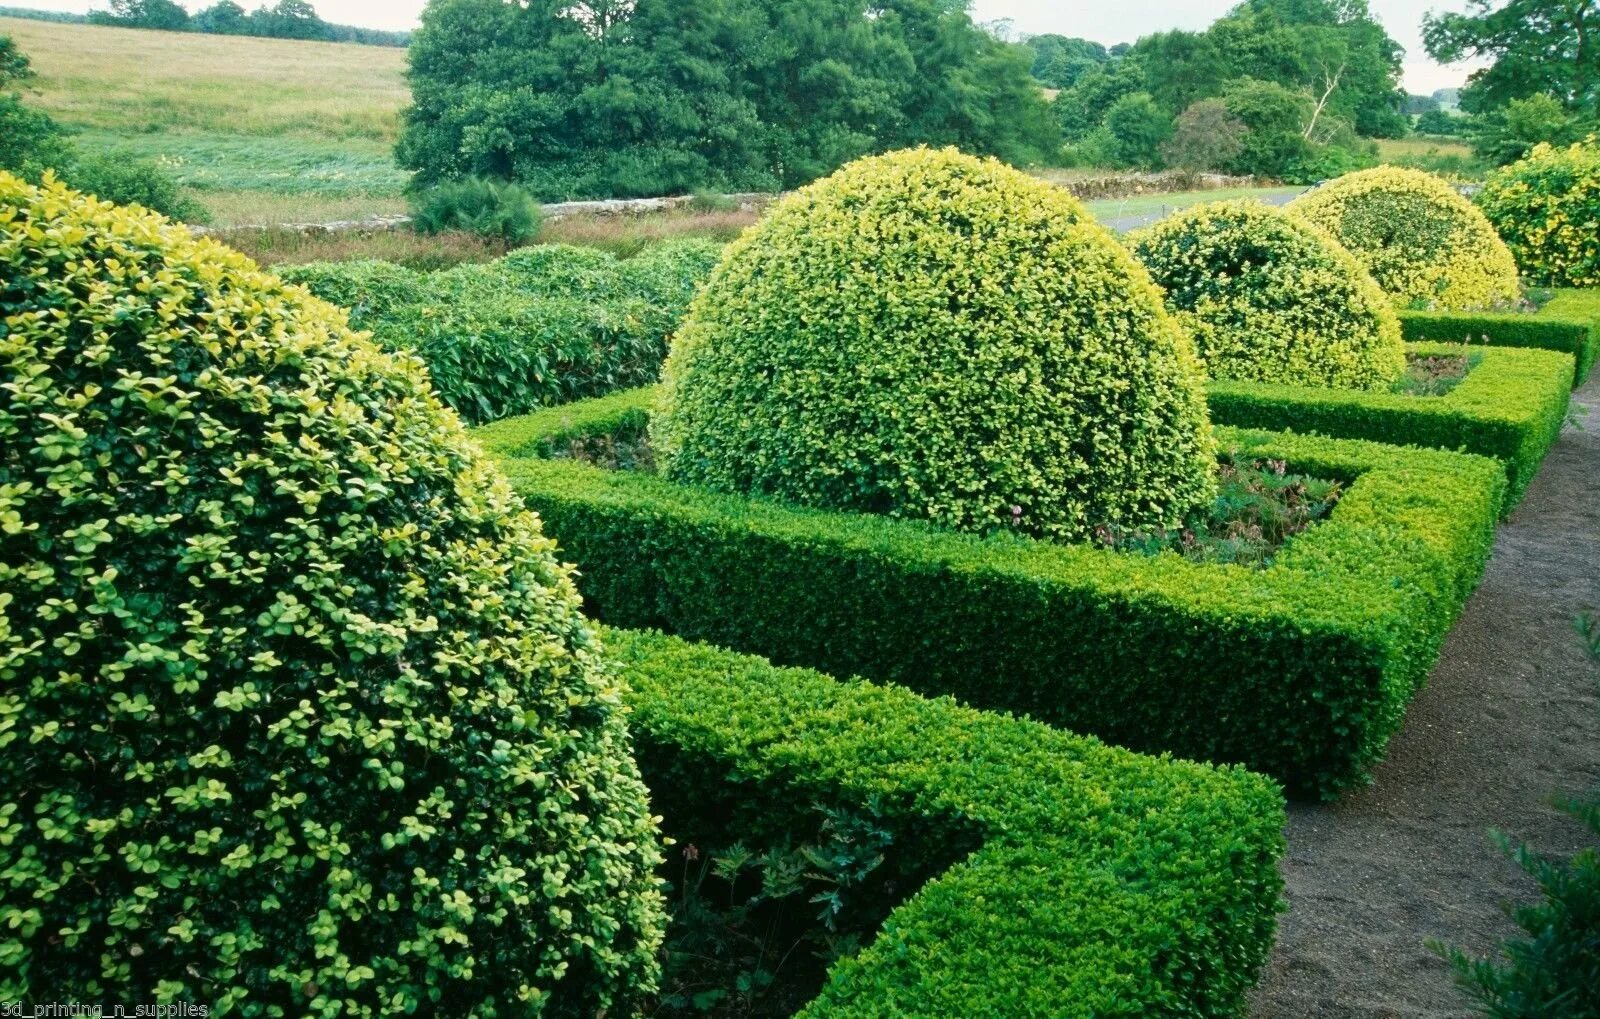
xmin=3 ymin=136 xmax=1599 ymax=1016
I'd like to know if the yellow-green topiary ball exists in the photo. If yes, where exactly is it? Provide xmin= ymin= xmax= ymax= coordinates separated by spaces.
xmin=1128 ymin=200 xmax=1406 ymax=390
xmin=0 ymin=172 xmax=665 ymax=1012
xmin=1290 ymin=165 xmax=1521 ymax=311
xmin=1478 ymin=138 xmax=1600 ymax=287
xmin=652 ymin=147 xmax=1217 ymax=542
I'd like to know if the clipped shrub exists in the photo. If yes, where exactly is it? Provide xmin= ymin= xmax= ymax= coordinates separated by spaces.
xmin=411 ymin=176 xmax=542 ymax=245
xmin=1290 ymin=165 xmax=1521 ymax=311
xmin=1399 ymin=291 xmax=1600 ymax=386
xmin=619 ymin=238 xmax=726 ymax=316
xmin=1478 ymin=139 xmax=1600 ymax=288
xmin=1129 ymin=200 xmax=1406 ymax=390
xmin=277 ymin=257 xmax=427 ymax=328
xmin=654 ymin=147 xmax=1217 ymax=542
xmin=0 ymin=173 xmax=665 ymax=1010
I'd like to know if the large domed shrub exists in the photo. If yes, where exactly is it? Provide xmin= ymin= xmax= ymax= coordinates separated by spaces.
xmin=1290 ymin=166 xmax=1521 ymax=311
xmin=1128 ymin=200 xmax=1406 ymax=390
xmin=652 ymin=147 xmax=1216 ymax=541
xmin=0 ymin=173 xmax=665 ymax=1012
xmin=1478 ymin=139 xmax=1600 ymax=287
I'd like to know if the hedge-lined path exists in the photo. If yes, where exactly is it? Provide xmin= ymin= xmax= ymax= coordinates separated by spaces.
xmin=1250 ymin=372 xmax=1600 ymax=1017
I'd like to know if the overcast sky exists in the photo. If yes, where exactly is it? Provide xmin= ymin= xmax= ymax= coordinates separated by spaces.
xmin=20 ymin=0 xmax=1487 ymax=93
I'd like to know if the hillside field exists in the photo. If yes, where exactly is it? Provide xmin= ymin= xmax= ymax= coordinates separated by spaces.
xmin=2 ymin=15 xmax=1307 ymax=230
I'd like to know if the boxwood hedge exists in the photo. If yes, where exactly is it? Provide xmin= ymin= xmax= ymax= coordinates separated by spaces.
xmin=610 ymin=627 xmax=1286 ymax=1018
xmin=1207 ymin=342 xmax=1573 ymax=511
xmin=476 ymin=391 xmax=1507 ymax=798
xmin=1398 ymin=288 xmax=1600 ymax=385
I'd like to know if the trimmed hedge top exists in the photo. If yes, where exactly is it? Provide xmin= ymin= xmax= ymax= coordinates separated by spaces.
xmin=1479 ymin=140 xmax=1600 ymax=288
xmin=1129 ymin=199 xmax=1406 ymax=390
xmin=1291 ymin=166 xmax=1522 ymax=312
xmin=0 ymin=173 xmax=665 ymax=1010
xmin=612 ymin=628 xmax=1286 ymax=1018
xmin=653 ymin=147 xmax=1217 ymax=543
xmin=478 ymin=387 xmax=1506 ymax=797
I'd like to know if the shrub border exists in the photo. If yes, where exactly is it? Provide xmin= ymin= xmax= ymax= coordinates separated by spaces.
xmin=1397 ymin=288 xmax=1600 ymax=385
xmin=1207 ymin=342 xmax=1572 ymax=511
xmin=612 ymin=627 xmax=1286 ymax=1017
xmin=477 ymin=390 xmax=1505 ymax=798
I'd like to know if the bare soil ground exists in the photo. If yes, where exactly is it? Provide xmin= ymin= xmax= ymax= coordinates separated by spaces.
xmin=1250 ymin=373 xmax=1600 ymax=1017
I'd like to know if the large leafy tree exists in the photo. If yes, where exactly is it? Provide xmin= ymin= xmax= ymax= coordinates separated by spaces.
xmin=399 ymin=0 xmax=1058 ymax=199
xmin=88 ymin=0 xmax=191 ymax=30
xmin=1425 ymin=0 xmax=1600 ymax=116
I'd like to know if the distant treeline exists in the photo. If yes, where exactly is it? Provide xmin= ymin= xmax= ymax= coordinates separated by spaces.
xmin=0 ymin=6 xmax=89 ymax=22
xmin=78 ymin=1 xmax=408 ymax=47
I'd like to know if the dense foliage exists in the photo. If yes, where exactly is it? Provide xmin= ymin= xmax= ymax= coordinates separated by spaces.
xmin=1207 ymin=342 xmax=1574 ymax=510
xmin=1129 ymin=200 xmax=1405 ymax=390
xmin=1478 ymin=139 xmax=1600 ymax=287
xmin=281 ymin=240 xmax=719 ymax=424
xmin=611 ymin=627 xmax=1286 ymax=1016
xmin=399 ymin=0 xmax=1058 ymax=200
xmin=89 ymin=0 xmax=411 ymax=46
xmin=482 ymin=390 xmax=1506 ymax=797
xmin=655 ymin=148 xmax=1216 ymax=543
xmin=1291 ymin=166 xmax=1522 ymax=311
xmin=0 ymin=173 xmax=665 ymax=1009
xmin=1054 ymin=0 xmax=1401 ymax=176
xmin=410 ymin=176 xmax=541 ymax=245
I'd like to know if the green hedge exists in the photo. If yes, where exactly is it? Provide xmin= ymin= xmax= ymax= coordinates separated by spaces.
xmin=477 ymin=391 xmax=1506 ymax=798
xmin=279 ymin=240 xmax=719 ymax=424
xmin=1397 ymin=288 xmax=1600 ymax=385
xmin=611 ymin=627 xmax=1287 ymax=1017
xmin=1207 ymin=342 xmax=1572 ymax=511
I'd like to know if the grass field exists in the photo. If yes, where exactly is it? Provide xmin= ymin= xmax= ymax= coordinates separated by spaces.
xmin=1 ymin=15 xmax=409 ymax=215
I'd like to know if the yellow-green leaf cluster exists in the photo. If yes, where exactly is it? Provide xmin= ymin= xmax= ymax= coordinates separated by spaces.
xmin=0 ymin=172 xmax=664 ymax=1011
xmin=1129 ymin=200 xmax=1406 ymax=390
xmin=1478 ymin=138 xmax=1600 ymax=287
xmin=652 ymin=147 xmax=1217 ymax=542
xmin=1291 ymin=166 xmax=1521 ymax=312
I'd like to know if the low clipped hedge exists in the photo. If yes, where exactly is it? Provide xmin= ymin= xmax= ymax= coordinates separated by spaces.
xmin=612 ymin=627 xmax=1287 ymax=1018
xmin=1207 ymin=342 xmax=1573 ymax=511
xmin=1398 ymin=288 xmax=1600 ymax=385
xmin=280 ymin=240 xmax=719 ymax=424
xmin=476 ymin=391 xmax=1507 ymax=798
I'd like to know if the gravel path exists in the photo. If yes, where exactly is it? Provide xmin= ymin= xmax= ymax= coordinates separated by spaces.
xmin=1249 ymin=372 xmax=1600 ymax=1017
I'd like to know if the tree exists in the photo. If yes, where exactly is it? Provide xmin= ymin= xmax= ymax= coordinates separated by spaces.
xmin=1221 ymin=77 xmax=1316 ymax=177
xmin=1162 ymin=98 xmax=1248 ymax=171
xmin=248 ymin=0 xmax=330 ymax=40
xmin=1103 ymin=91 xmax=1172 ymax=167
xmin=399 ymin=0 xmax=1058 ymax=200
xmin=194 ymin=1 xmax=250 ymax=34
xmin=1416 ymin=107 xmax=1467 ymax=135
xmin=89 ymin=0 xmax=191 ymax=30
xmin=1425 ymin=0 xmax=1600 ymax=116
xmin=1472 ymin=92 xmax=1593 ymax=163
xmin=1026 ymin=33 xmax=1108 ymax=89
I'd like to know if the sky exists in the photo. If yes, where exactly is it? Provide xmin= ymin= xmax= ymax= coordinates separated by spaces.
xmin=20 ymin=0 xmax=1487 ymax=94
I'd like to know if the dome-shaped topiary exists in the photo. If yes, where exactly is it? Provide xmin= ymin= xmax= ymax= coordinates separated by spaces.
xmin=1477 ymin=138 xmax=1600 ymax=287
xmin=1289 ymin=165 xmax=1521 ymax=311
xmin=1128 ymin=200 xmax=1406 ymax=390
xmin=0 ymin=173 xmax=665 ymax=1012
xmin=652 ymin=147 xmax=1217 ymax=541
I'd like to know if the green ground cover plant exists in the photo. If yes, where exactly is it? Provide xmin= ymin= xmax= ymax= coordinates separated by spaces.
xmin=1398 ymin=288 xmax=1600 ymax=384
xmin=279 ymin=240 xmax=720 ymax=424
xmin=476 ymin=389 xmax=1507 ymax=798
xmin=0 ymin=172 xmax=665 ymax=1010
xmin=611 ymin=627 xmax=1287 ymax=1017
xmin=1206 ymin=342 xmax=1574 ymax=510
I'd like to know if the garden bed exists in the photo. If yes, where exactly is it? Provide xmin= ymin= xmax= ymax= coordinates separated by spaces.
xmin=1207 ymin=342 xmax=1573 ymax=511
xmin=1398 ymin=287 xmax=1600 ymax=384
xmin=612 ymin=628 xmax=1286 ymax=1017
xmin=476 ymin=390 xmax=1506 ymax=798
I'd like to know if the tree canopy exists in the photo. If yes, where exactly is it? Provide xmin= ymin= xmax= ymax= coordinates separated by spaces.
xmin=1425 ymin=0 xmax=1600 ymax=117
xmin=398 ymin=0 xmax=1059 ymax=200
